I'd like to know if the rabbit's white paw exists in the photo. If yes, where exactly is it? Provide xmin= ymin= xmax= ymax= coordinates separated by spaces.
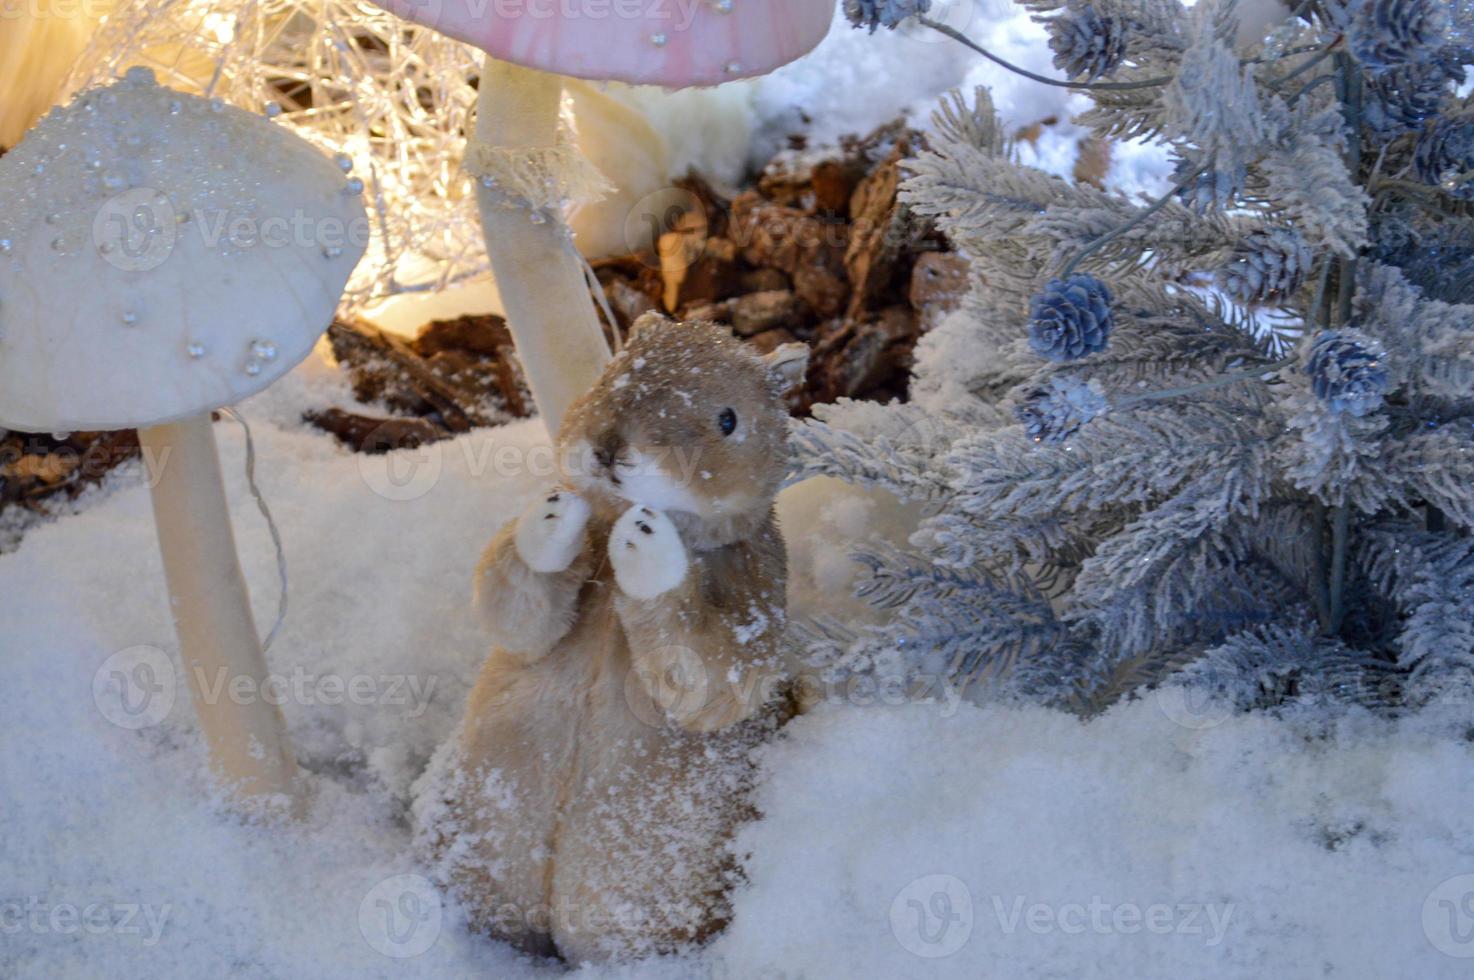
xmin=514 ymin=489 xmax=591 ymax=573
xmin=609 ymin=506 xmax=689 ymax=600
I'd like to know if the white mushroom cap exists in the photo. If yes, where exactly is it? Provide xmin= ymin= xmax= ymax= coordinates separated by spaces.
xmin=0 ymin=68 xmax=367 ymax=433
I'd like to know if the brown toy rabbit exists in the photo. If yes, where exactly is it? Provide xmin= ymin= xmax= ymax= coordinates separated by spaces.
xmin=415 ymin=313 xmax=810 ymax=962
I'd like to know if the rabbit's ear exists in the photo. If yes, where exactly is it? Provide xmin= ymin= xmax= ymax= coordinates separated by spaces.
xmin=762 ymin=343 xmax=810 ymax=394
xmin=627 ymin=311 xmax=672 ymax=342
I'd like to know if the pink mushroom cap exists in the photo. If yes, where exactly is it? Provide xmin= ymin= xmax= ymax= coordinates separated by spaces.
xmin=370 ymin=0 xmax=835 ymax=87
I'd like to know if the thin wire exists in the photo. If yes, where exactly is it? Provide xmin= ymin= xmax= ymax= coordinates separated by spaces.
xmin=1270 ymin=38 xmax=1341 ymax=90
xmin=220 ymin=408 xmax=289 ymax=653
xmin=1113 ymin=355 xmax=1299 ymax=407
xmin=577 ymin=247 xmax=624 ymax=353
xmin=918 ymin=15 xmax=1172 ymax=91
xmin=1059 ymin=157 xmax=1210 ymax=278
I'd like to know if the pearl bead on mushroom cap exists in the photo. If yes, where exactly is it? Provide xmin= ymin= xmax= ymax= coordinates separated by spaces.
xmin=0 ymin=69 xmax=369 ymax=434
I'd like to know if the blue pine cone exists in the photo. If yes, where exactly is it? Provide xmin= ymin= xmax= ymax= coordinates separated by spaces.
xmin=1173 ymin=157 xmax=1242 ymax=214
xmin=1015 ymin=376 xmax=1109 ymax=444
xmin=845 ymin=0 xmax=931 ymax=32
xmin=1222 ymin=227 xmax=1313 ymax=305
xmin=1304 ymin=330 xmax=1389 ymax=416
xmin=1049 ymin=5 xmax=1128 ymax=81
xmin=1413 ymin=112 xmax=1474 ymax=199
xmin=1028 ymin=275 xmax=1114 ymax=362
xmin=1364 ymin=48 xmax=1468 ymax=137
xmin=1349 ymin=0 xmax=1450 ymax=71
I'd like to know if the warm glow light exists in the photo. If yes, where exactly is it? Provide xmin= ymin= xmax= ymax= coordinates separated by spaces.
xmin=66 ymin=0 xmax=491 ymax=312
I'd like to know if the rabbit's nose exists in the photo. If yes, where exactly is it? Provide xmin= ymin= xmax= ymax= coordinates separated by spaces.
xmin=592 ymin=430 xmax=625 ymax=469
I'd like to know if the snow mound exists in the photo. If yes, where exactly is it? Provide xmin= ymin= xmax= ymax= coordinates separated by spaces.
xmin=2 ymin=375 xmax=1473 ymax=977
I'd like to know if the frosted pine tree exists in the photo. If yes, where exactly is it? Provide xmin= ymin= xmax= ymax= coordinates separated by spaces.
xmin=799 ymin=0 xmax=1474 ymax=714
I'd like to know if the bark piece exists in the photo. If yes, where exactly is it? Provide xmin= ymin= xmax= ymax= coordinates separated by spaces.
xmin=684 ymin=290 xmax=804 ymax=336
xmin=326 ymin=319 xmax=506 ymax=430
xmin=844 ymin=139 xmax=909 ymax=320
xmin=659 ymin=209 xmax=743 ymax=312
xmin=758 ymin=152 xmax=860 ymax=213
xmin=731 ymin=190 xmax=850 ymax=319
xmin=729 ymin=290 xmax=803 ymax=336
xmin=0 ymin=429 xmax=139 ymax=506
xmin=740 ymin=267 xmax=791 ymax=294
xmin=746 ymin=328 xmax=801 ymax=354
xmin=806 ymin=306 xmax=920 ymax=406
xmin=304 ymin=409 xmax=445 ymax=453
xmin=412 ymin=313 xmax=514 ymax=358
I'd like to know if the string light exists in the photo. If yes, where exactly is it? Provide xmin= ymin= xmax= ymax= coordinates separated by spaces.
xmin=66 ymin=0 xmax=492 ymax=312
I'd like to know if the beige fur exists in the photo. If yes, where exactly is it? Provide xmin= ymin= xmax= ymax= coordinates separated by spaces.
xmin=418 ymin=315 xmax=808 ymax=962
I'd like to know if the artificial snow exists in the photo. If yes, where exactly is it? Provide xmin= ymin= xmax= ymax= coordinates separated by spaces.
xmin=751 ymin=0 xmax=1180 ymax=200
xmin=3 ymin=5 xmax=1470 ymax=974
xmin=3 ymin=359 xmax=1474 ymax=978
xmin=751 ymin=0 xmax=1082 ymax=162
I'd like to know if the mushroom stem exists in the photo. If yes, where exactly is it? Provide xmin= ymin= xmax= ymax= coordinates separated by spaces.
xmin=473 ymin=56 xmax=612 ymax=435
xmin=139 ymin=414 xmax=300 ymax=814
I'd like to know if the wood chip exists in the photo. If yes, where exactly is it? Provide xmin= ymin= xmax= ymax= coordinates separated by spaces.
xmin=304 ymin=409 xmax=444 ymax=454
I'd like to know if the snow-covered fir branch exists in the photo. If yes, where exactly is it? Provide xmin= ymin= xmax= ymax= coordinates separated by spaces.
xmin=797 ymin=0 xmax=1474 ymax=714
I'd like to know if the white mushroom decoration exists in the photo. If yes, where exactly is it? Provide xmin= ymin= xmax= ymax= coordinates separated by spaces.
xmin=0 ymin=68 xmax=367 ymax=811
xmin=367 ymin=0 xmax=836 ymax=431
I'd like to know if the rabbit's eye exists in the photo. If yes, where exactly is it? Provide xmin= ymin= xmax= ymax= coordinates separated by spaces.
xmin=717 ymin=408 xmax=737 ymax=437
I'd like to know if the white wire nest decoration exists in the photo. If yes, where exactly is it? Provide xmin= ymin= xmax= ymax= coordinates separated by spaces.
xmin=66 ymin=0 xmax=490 ymax=310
